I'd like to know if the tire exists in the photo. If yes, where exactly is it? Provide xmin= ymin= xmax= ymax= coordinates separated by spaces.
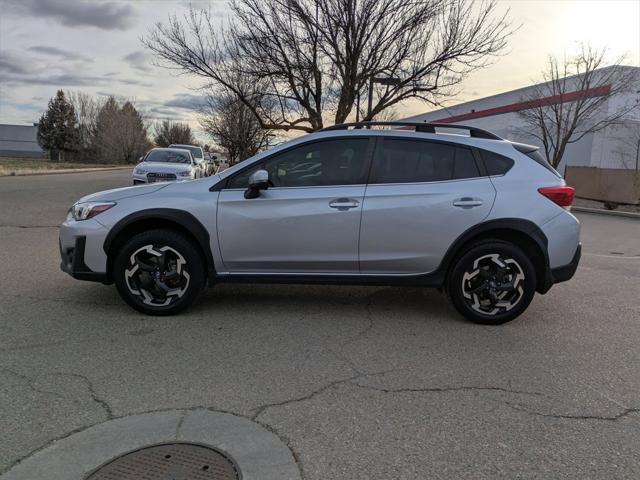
xmin=113 ymin=229 xmax=205 ymax=315
xmin=446 ymin=239 xmax=536 ymax=325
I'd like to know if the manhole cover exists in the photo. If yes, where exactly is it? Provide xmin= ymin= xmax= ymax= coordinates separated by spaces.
xmin=85 ymin=442 xmax=240 ymax=480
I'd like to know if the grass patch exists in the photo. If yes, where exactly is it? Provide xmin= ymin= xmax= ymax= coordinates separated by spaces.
xmin=0 ymin=157 xmax=123 ymax=176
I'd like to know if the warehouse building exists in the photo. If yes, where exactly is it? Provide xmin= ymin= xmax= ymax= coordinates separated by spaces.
xmin=401 ymin=66 xmax=640 ymax=174
xmin=0 ymin=124 xmax=43 ymax=158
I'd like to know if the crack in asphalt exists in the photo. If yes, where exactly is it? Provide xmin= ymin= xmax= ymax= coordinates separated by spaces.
xmin=1 ymin=368 xmax=115 ymax=421
xmin=341 ymin=292 xmax=376 ymax=349
xmin=0 ymin=339 xmax=72 ymax=353
xmin=174 ymin=410 xmax=188 ymax=439
xmin=323 ymin=292 xmax=379 ymax=377
xmin=250 ymin=368 xmax=398 ymax=422
xmin=350 ymin=382 xmax=545 ymax=397
xmin=250 ymin=373 xmax=365 ymax=422
xmin=0 ymin=224 xmax=59 ymax=229
xmin=349 ymin=381 xmax=638 ymax=423
xmin=0 ymin=293 xmax=121 ymax=307
xmin=49 ymin=372 xmax=114 ymax=420
xmin=251 ymin=418 xmax=308 ymax=479
xmin=504 ymin=402 xmax=640 ymax=422
xmin=0 ymin=366 xmax=66 ymax=400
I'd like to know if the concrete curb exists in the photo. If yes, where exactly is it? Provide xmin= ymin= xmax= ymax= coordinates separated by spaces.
xmin=2 ymin=409 xmax=301 ymax=480
xmin=573 ymin=206 xmax=640 ymax=219
xmin=0 ymin=167 xmax=130 ymax=177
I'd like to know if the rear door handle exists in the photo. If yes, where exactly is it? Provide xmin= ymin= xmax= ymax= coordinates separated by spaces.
xmin=329 ymin=198 xmax=359 ymax=210
xmin=453 ymin=197 xmax=483 ymax=208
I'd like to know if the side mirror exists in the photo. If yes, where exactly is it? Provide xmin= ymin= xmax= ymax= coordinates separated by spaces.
xmin=245 ymin=169 xmax=269 ymax=199
xmin=138 ymin=156 xmax=144 ymax=163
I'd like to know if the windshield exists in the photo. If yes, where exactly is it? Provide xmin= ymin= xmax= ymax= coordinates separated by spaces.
xmin=171 ymin=145 xmax=203 ymax=159
xmin=145 ymin=150 xmax=191 ymax=164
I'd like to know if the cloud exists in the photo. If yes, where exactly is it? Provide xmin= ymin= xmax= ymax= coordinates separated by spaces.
xmin=123 ymin=51 xmax=152 ymax=73
xmin=164 ymin=93 xmax=207 ymax=110
xmin=4 ymin=73 xmax=151 ymax=88
xmin=1 ymin=68 xmax=152 ymax=89
xmin=28 ymin=46 xmax=94 ymax=63
xmin=5 ymin=0 xmax=137 ymax=31
xmin=1 ymin=49 xmax=151 ymax=88
xmin=135 ymin=98 xmax=195 ymax=122
xmin=0 ymin=51 xmax=35 ymax=75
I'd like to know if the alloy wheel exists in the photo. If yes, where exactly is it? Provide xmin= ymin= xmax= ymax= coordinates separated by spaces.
xmin=124 ymin=245 xmax=191 ymax=307
xmin=461 ymin=253 xmax=525 ymax=316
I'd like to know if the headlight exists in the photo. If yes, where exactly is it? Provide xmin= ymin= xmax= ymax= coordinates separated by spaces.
xmin=176 ymin=170 xmax=192 ymax=177
xmin=70 ymin=201 xmax=116 ymax=221
xmin=135 ymin=168 xmax=147 ymax=174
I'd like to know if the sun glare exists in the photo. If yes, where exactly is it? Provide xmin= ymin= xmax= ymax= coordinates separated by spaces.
xmin=560 ymin=0 xmax=640 ymax=63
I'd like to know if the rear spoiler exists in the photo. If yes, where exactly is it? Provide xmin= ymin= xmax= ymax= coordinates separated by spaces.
xmin=510 ymin=142 xmax=561 ymax=177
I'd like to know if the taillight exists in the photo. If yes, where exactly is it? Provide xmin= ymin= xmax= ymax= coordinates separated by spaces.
xmin=538 ymin=186 xmax=574 ymax=208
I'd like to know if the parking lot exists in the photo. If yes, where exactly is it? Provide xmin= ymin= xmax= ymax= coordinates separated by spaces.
xmin=1 ymin=170 xmax=639 ymax=478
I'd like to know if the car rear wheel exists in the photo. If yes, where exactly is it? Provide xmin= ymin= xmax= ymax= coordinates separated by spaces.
xmin=446 ymin=240 xmax=536 ymax=325
xmin=114 ymin=229 xmax=205 ymax=315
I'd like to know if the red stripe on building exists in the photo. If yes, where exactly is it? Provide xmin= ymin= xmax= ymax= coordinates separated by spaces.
xmin=430 ymin=84 xmax=612 ymax=123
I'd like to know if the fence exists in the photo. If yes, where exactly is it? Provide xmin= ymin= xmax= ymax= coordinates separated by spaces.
xmin=565 ymin=166 xmax=640 ymax=205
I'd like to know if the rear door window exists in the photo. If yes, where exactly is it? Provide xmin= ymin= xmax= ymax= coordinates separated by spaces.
xmin=370 ymin=139 xmax=480 ymax=184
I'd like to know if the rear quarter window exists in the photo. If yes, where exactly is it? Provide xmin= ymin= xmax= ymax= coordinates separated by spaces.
xmin=478 ymin=150 xmax=514 ymax=176
xmin=523 ymin=149 xmax=561 ymax=177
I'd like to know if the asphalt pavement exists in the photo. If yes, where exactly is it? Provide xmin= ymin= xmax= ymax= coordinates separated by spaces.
xmin=1 ymin=170 xmax=639 ymax=479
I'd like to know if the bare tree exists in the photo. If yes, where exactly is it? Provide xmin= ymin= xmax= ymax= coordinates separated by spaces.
xmin=519 ymin=46 xmax=639 ymax=168
xmin=144 ymin=0 xmax=513 ymax=132
xmin=153 ymin=120 xmax=196 ymax=147
xmin=199 ymin=87 xmax=275 ymax=165
xmin=67 ymin=91 xmax=104 ymax=156
xmin=612 ymin=121 xmax=640 ymax=170
xmin=94 ymin=97 xmax=152 ymax=164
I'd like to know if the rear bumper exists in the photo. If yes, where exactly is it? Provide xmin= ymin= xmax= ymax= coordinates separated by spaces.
xmin=550 ymin=243 xmax=581 ymax=284
xmin=538 ymin=243 xmax=581 ymax=293
xmin=60 ymin=236 xmax=110 ymax=283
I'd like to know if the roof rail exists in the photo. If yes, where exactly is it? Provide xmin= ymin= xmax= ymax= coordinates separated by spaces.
xmin=319 ymin=121 xmax=502 ymax=140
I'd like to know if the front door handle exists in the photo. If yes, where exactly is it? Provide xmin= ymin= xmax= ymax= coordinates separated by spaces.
xmin=329 ymin=198 xmax=359 ymax=210
xmin=453 ymin=197 xmax=483 ymax=208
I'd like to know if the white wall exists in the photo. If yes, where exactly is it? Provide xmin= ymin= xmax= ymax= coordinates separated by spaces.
xmin=400 ymin=66 xmax=640 ymax=174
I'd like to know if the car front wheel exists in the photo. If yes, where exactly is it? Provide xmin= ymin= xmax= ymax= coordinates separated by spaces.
xmin=113 ymin=229 xmax=205 ymax=315
xmin=446 ymin=240 xmax=536 ymax=325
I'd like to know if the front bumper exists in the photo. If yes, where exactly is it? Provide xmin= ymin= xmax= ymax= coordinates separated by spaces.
xmin=60 ymin=236 xmax=110 ymax=283
xmin=59 ymin=217 xmax=111 ymax=284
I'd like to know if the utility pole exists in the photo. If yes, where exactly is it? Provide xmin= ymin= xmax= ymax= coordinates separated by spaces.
xmin=366 ymin=76 xmax=402 ymax=121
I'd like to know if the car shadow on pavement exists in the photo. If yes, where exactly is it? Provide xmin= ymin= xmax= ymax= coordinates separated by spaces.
xmin=193 ymin=283 xmax=464 ymax=324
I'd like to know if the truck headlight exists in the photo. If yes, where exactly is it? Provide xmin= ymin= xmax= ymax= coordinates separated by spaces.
xmin=135 ymin=168 xmax=147 ymax=174
xmin=70 ymin=201 xmax=116 ymax=221
xmin=176 ymin=170 xmax=192 ymax=177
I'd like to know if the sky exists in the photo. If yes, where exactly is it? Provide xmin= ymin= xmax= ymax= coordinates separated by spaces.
xmin=0 ymin=0 xmax=639 ymax=138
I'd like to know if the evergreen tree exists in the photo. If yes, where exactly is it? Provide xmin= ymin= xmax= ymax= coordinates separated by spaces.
xmin=37 ymin=90 xmax=80 ymax=161
xmin=120 ymin=101 xmax=151 ymax=164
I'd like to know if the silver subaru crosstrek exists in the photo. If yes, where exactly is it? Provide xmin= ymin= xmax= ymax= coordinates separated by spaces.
xmin=60 ymin=122 xmax=580 ymax=324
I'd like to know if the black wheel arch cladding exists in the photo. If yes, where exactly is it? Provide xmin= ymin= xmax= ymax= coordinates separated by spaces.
xmin=103 ymin=208 xmax=215 ymax=282
xmin=437 ymin=218 xmax=550 ymax=292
